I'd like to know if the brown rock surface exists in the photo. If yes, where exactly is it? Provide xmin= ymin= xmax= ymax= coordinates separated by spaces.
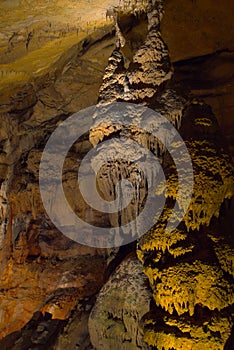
xmin=174 ymin=50 xmax=234 ymax=160
xmin=0 ymin=0 xmax=233 ymax=348
xmin=162 ymin=0 xmax=234 ymax=61
xmin=0 ymin=29 xmax=114 ymax=339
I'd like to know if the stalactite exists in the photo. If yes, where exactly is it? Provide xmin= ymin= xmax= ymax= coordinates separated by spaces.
xmin=89 ymin=1 xmax=234 ymax=349
xmin=163 ymin=103 xmax=234 ymax=231
xmin=151 ymin=261 xmax=233 ymax=316
xmin=143 ymin=312 xmax=233 ymax=350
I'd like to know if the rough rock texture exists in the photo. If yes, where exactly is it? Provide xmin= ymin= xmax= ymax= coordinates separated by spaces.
xmin=89 ymin=0 xmax=186 ymax=248
xmin=98 ymin=2 xmax=172 ymax=103
xmin=0 ymin=303 xmax=95 ymax=350
xmin=89 ymin=1 xmax=234 ymax=349
xmin=88 ymin=256 xmax=152 ymax=350
xmin=162 ymin=102 xmax=234 ymax=231
xmin=143 ymin=309 xmax=233 ymax=350
xmin=136 ymin=91 xmax=234 ymax=349
xmin=174 ymin=50 xmax=234 ymax=161
xmin=0 ymin=31 xmax=115 ymax=339
xmin=0 ymin=0 xmax=233 ymax=348
xmin=0 ymin=252 xmax=106 ymax=339
xmin=1 ymin=0 xmax=233 ymax=70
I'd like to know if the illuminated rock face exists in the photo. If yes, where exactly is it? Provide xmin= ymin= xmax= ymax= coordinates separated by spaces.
xmin=0 ymin=38 xmax=113 ymax=338
xmin=137 ymin=104 xmax=234 ymax=349
xmin=89 ymin=1 xmax=234 ymax=349
xmin=98 ymin=1 xmax=172 ymax=103
xmin=143 ymin=311 xmax=233 ymax=350
xmin=0 ymin=0 xmax=233 ymax=348
xmin=161 ymin=102 xmax=234 ymax=231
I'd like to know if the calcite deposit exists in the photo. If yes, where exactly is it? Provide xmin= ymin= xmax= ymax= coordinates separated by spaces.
xmin=0 ymin=0 xmax=233 ymax=349
xmin=88 ymin=256 xmax=152 ymax=350
xmin=89 ymin=0 xmax=234 ymax=349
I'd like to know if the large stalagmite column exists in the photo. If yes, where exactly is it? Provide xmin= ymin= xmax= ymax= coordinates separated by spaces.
xmin=89 ymin=0 xmax=234 ymax=349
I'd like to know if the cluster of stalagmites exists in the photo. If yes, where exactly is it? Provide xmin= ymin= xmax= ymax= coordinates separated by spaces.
xmin=88 ymin=0 xmax=234 ymax=349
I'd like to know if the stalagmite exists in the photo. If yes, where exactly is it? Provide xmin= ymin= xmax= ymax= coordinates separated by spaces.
xmin=89 ymin=1 xmax=234 ymax=349
xmin=0 ymin=0 xmax=233 ymax=348
xmin=88 ymin=257 xmax=151 ymax=350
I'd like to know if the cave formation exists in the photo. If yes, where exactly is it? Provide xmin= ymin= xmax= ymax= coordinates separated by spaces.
xmin=0 ymin=0 xmax=233 ymax=349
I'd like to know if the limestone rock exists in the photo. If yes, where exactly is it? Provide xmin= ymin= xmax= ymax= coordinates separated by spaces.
xmin=99 ymin=2 xmax=172 ymax=103
xmin=173 ymin=50 xmax=234 ymax=161
xmin=0 ymin=254 xmax=106 ymax=339
xmin=0 ymin=0 xmax=233 ymax=347
xmin=88 ymin=256 xmax=152 ymax=350
xmin=143 ymin=309 xmax=233 ymax=350
xmin=164 ymin=102 xmax=234 ymax=231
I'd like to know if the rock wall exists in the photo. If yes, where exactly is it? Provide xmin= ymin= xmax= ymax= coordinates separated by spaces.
xmin=0 ymin=0 xmax=233 ymax=348
xmin=0 ymin=31 xmax=115 ymax=339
